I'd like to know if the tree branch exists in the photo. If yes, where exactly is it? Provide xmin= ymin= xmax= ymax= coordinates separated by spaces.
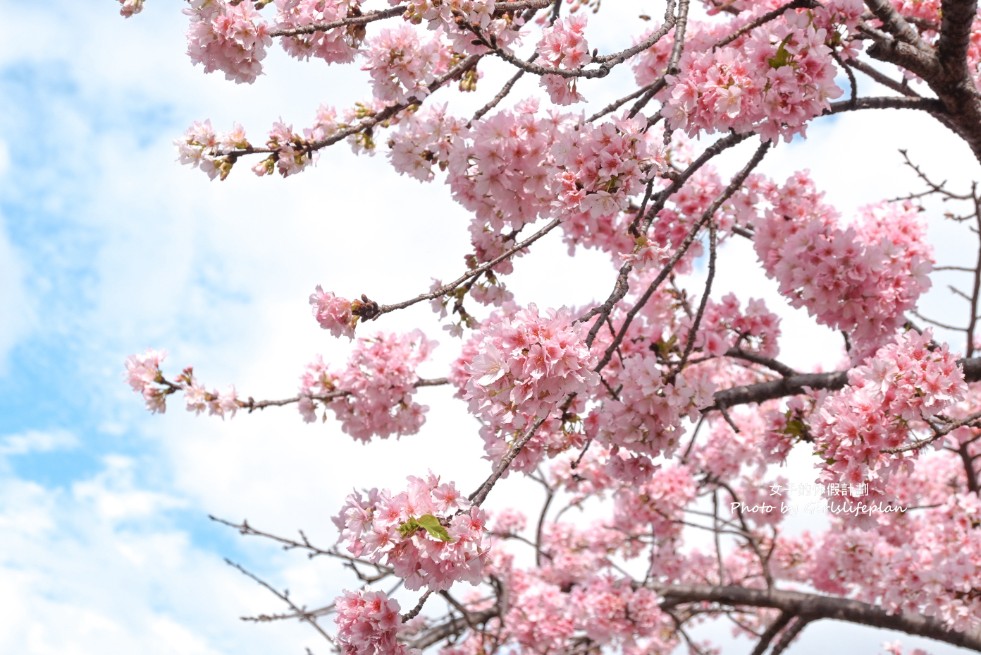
xmin=225 ymin=559 xmax=336 ymax=646
xmin=862 ymin=0 xmax=925 ymax=46
xmin=709 ymin=356 xmax=981 ymax=411
xmin=861 ymin=0 xmax=981 ymax=163
xmin=937 ymin=0 xmax=978 ymax=81
xmin=658 ymin=584 xmax=981 ymax=651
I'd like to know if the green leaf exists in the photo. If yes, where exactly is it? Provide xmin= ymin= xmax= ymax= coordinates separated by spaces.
xmin=656 ymin=335 xmax=678 ymax=358
xmin=767 ymin=35 xmax=794 ymax=69
xmin=416 ymin=514 xmax=453 ymax=542
xmin=398 ymin=517 xmax=421 ymax=538
xmin=784 ymin=417 xmax=806 ymax=439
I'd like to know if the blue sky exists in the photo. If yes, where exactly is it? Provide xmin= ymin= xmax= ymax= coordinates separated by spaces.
xmin=0 ymin=4 xmax=536 ymax=652
xmin=0 ymin=4 xmax=387 ymax=652
xmin=1 ymin=3 xmax=979 ymax=654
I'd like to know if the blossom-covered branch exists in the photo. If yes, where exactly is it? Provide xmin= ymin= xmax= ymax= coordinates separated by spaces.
xmin=118 ymin=1 xmax=981 ymax=652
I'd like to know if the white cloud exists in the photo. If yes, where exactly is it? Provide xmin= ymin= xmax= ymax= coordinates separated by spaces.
xmin=0 ymin=429 xmax=78 ymax=456
xmin=72 ymin=455 xmax=187 ymax=522
xmin=0 ymin=459 xmax=329 ymax=655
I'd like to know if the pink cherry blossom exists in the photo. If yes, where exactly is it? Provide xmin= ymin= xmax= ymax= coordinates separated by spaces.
xmin=751 ymin=172 xmax=932 ymax=360
xmin=537 ymin=14 xmax=590 ymax=104
xmin=275 ymin=0 xmax=363 ymax=65
xmin=454 ymin=304 xmax=599 ymax=470
xmin=309 ymin=285 xmax=355 ymax=338
xmin=335 ymin=589 xmax=417 ymax=655
xmin=334 ymin=474 xmax=489 ymax=591
xmin=299 ymin=330 xmax=435 ymax=440
xmin=655 ymin=10 xmax=842 ymax=141
xmin=185 ymin=0 xmax=272 ymax=84
xmin=811 ymin=329 xmax=967 ymax=493
xmin=124 ymin=349 xmax=168 ymax=413
xmin=362 ymin=24 xmax=450 ymax=105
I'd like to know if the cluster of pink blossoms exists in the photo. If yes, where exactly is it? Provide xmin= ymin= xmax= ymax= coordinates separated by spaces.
xmin=501 ymin=571 xmax=669 ymax=653
xmin=658 ymin=10 xmax=842 ymax=141
xmin=811 ymin=492 xmax=981 ymax=630
xmin=453 ymin=305 xmax=598 ymax=467
xmin=679 ymin=292 xmax=781 ymax=359
xmin=752 ymin=171 xmax=933 ymax=360
xmin=536 ymin=14 xmax=590 ymax=104
xmin=298 ymin=330 xmax=435 ymax=441
xmin=176 ymin=120 xmax=233 ymax=181
xmin=598 ymin=353 xmax=716 ymax=460
xmin=448 ymin=100 xmax=563 ymax=236
xmin=178 ymin=368 xmax=240 ymax=419
xmin=553 ymin=113 xmax=659 ymax=230
xmin=612 ymin=464 xmax=696 ymax=539
xmin=397 ymin=0 xmax=492 ymax=25
xmin=388 ymin=104 xmax=466 ymax=183
xmin=182 ymin=106 xmax=338 ymax=180
xmin=393 ymin=0 xmax=520 ymax=55
xmin=811 ymin=329 xmax=967 ymax=489
xmin=124 ymin=349 xmax=169 ymax=413
xmin=334 ymin=589 xmax=416 ymax=655
xmin=334 ymin=474 xmax=488 ymax=591
xmin=275 ymin=0 xmax=363 ymax=65
xmin=692 ymin=410 xmax=770 ymax=479
xmin=362 ymin=24 xmax=450 ymax=105
xmin=561 ymin=143 xmax=744 ymax=265
xmin=184 ymin=1 xmax=272 ymax=84
xmin=124 ymin=349 xmax=240 ymax=418
xmin=252 ymin=120 xmax=315 ymax=177
xmin=445 ymin=104 xmax=666 ymax=276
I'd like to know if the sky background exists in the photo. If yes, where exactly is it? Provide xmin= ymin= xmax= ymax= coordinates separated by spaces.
xmin=0 ymin=2 xmax=979 ymax=654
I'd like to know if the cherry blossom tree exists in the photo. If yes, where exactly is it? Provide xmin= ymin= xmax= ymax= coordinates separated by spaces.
xmin=121 ymin=1 xmax=981 ymax=653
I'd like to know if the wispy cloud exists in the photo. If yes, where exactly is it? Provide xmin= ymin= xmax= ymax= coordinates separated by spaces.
xmin=0 ymin=429 xmax=78 ymax=456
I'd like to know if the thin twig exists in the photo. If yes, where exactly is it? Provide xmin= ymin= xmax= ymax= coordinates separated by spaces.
xmin=225 ymin=559 xmax=336 ymax=645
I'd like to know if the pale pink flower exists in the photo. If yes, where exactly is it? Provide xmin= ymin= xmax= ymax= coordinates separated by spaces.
xmin=309 ymin=285 xmax=355 ymax=338
xmin=185 ymin=1 xmax=271 ymax=84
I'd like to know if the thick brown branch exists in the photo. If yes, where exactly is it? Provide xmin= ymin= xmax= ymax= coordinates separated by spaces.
xmin=411 ymin=584 xmax=981 ymax=651
xmin=862 ymin=0 xmax=925 ymax=46
xmin=957 ymin=441 xmax=981 ymax=493
xmin=659 ymin=584 xmax=981 ymax=651
xmin=711 ymin=370 xmax=846 ymax=410
xmin=750 ymin=611 xmax=793 ymax=655
xmin=968 ymin=191 xmax=981 ymax=357
xmin=937 ymin=0 xmax=979 ymax=81
xmin=862 ymin=0 xmax=981 ymax=162
xmin=828 ymin=95 xmax=946 ymax=114
xmin=771 ymin=616 xmax=809 ymax=655
xmin=709 ymin=356 xmax=981 ymax=411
